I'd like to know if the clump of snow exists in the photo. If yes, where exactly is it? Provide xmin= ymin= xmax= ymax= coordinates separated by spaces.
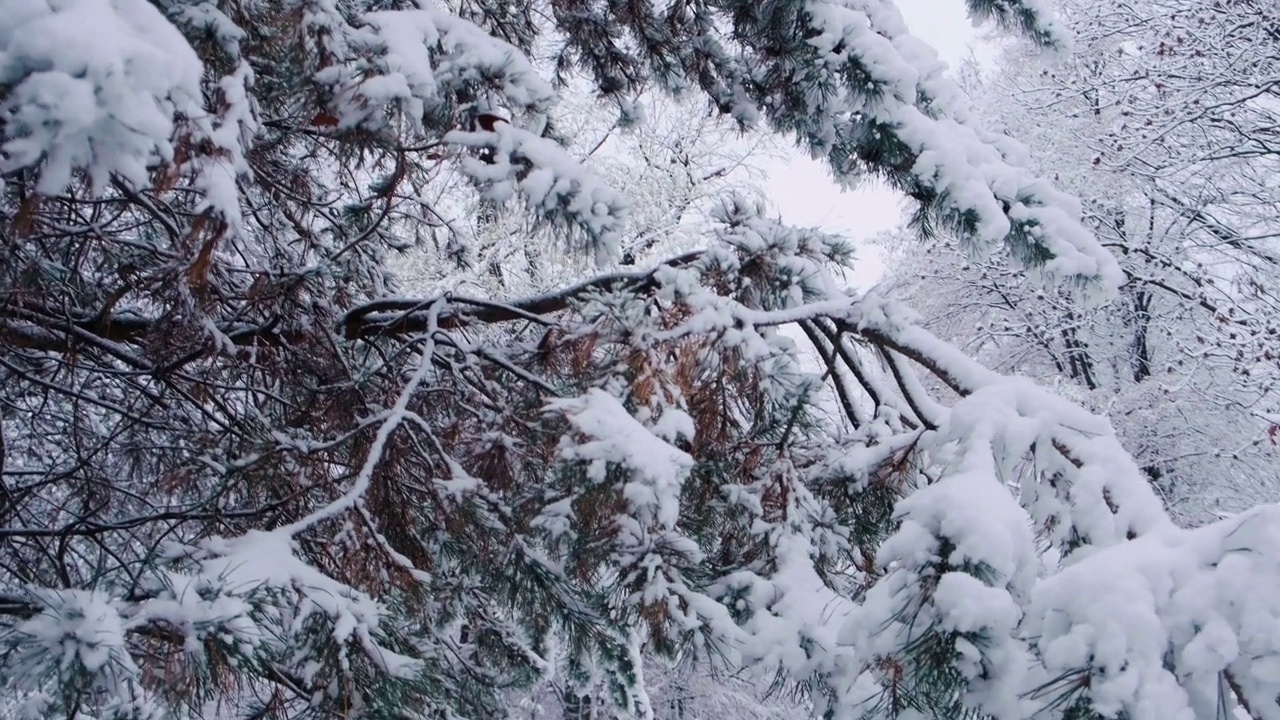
xmin=547 ymin=389 xmax=693 ymax=530
xmin=4 ymin=589 xmax=161 ymax=719
xmin=0 ymin=0 xmax=205 ymax=193
xmin=14 ymin=589 xmax=133 ymax=675
xmin=348 ymin=6 xmax=555 ymax=129
xmin=1023 ymin=507 xmax=1280 ymax=720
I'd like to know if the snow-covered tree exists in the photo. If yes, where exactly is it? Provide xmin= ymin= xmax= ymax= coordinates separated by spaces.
xmin=885 ymin=0 xmax=1280 ymax=522
xmin=4 ymin=1 xmax=1280 ymax=720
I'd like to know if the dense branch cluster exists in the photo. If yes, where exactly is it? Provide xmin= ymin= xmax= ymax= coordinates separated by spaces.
xmin=1 ymin=0 xmax=1277 ymax=719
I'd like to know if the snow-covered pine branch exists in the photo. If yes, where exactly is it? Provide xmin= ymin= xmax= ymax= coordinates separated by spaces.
xmin=4 ymin=0 xmax=1277 ymax=719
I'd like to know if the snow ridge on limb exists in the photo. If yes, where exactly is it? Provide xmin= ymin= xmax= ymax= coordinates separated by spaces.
xmin=797 ymin=0 xmax=1112 ymax=287
xmin=850 ymin=290 xmax=1175 ymax=550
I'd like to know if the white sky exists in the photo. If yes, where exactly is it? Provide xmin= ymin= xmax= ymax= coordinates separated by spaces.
xmin=760 ymin=0 xmax=982 ymax=287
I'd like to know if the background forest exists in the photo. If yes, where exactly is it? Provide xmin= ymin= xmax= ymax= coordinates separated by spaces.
xmin=0 ymin=0 xmax=1276 ymax=719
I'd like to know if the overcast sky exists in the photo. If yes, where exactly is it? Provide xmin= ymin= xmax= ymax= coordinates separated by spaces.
xmin=761 ymin=0 xmax=982 ymax=287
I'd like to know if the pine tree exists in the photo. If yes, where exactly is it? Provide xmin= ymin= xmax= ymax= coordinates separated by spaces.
xmin=3 ymin=1 xmax=1278 ymax=720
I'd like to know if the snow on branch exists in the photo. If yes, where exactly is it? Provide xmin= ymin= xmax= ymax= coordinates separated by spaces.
xmin=0 ymin=0 xmax=205 ymax=194
xmin=697 ymin=0 xmax=1118 ymax=291
xmin=337 ymin=5 xmax=556 ymax=130
xmin=0 ymin=530 xmax=421 ymax=715
xmin=445 ymin=123 xmax=631 ymax=262
xmin=547 ymin=389 xmax=693 ymax=532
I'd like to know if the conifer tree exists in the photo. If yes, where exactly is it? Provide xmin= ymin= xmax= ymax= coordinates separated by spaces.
xmin=2 ymin=1 xmax=1278 ymax=720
